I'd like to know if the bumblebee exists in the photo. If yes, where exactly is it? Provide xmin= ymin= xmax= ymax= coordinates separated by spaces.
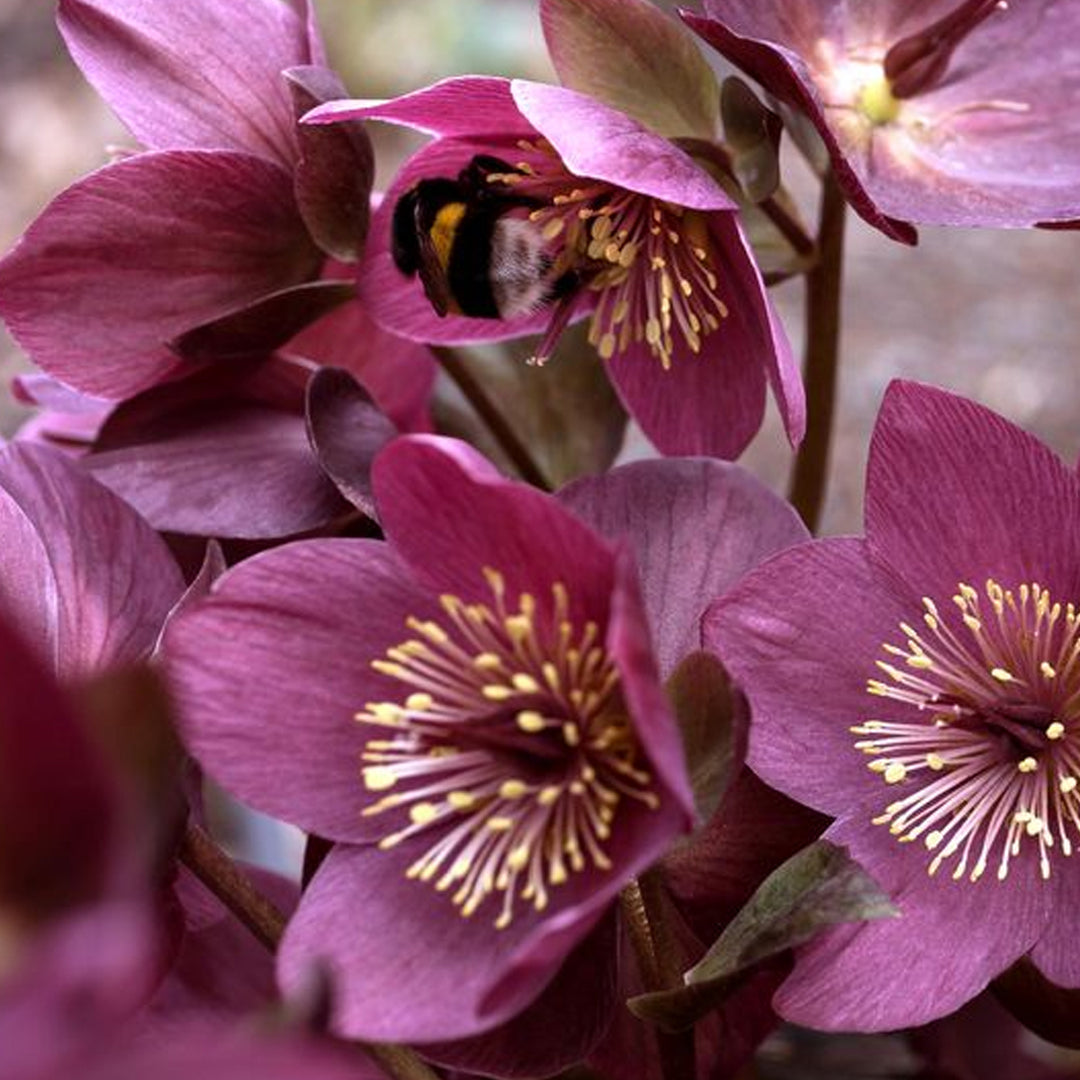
xmin=391 ymin=155 xmax=573 ymax=320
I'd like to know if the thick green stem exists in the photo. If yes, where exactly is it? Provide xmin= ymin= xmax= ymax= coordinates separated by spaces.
xmin=620 ymin=876 xmax=696 ymax=1080
xmin=178 ymin=823 xmax=441 ymax=1080
xmin=788 ymin=169 xmax=847 ymax=533
xmin=434 ymin=346 xmax=551 ymax=490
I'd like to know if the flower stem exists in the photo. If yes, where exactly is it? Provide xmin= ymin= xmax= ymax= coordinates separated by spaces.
xmin=787 ymin=168 xmax=847 ymax=533
xmin=620 ymin=875 xmax=695 ymax=1080
xmin=434 ymin=346 xmax=551 ymax=490
xmin=177 ymin=823 xmax=441 ymax=1080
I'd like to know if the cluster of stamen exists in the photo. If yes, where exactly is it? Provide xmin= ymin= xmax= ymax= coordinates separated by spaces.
xmin=356 ymin=568 xmax=658 ymax=928
xmin=492 ymin=140 xmax=729 ymax=370
xmin=856 ymin=580 xmax=1080 ymax=883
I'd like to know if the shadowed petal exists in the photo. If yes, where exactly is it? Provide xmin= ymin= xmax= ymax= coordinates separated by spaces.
xmin=0 ymin=150 xmax=321 ymax=399
xmin=57 ymin=0 xmax=306 ymax=163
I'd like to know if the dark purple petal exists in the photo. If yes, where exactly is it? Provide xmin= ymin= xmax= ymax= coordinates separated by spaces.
xmin=420 ymin=914 xmax=619 ymax=1078
xmin=0 ymin=150 xmax=321 ymax=399
xmin=0 ymin=443 xmax=184 ymax=677
xmin=374 ymin=435 xmax=617 ymax=629
xmin=302 ymin=76 xmax=533 ymax=139
xmin=57 ymin=0 xmax=306 ymax=162
xmin=561 ymin=458 xmax=807 ymax=679
xmin=1028 ymin=864 xmax=1080 ymax=987
xmin=85 ymin=366 xmax=349 ymax=540
xmin=705 ymin=536 xmax=917 ymax=817
xmin=286 ymin=67 xmax=374 ymax=262
xmin=774 ymin=816 xmax=1052 ymax=1030
xmin=305 ymin=367 xmax=397 ymax=520
xmin=541 ymin=0 xmax=721 ymax=139
xmin=176 ymin=281 xmax=356 ymax=362
xmin=287 ymin=295 xmax=437 ymax=433
xmin=511 ymin=80 xmax=735 ymax=210
xmin=164 ymin=539 xmax=443 ymax=843
xmin=865 ymin=381 xmax=1080 ymax=603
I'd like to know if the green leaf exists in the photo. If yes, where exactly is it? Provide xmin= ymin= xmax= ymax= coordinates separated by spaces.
xmin=542 ymin=0 xmax=720 ymax=140
xmin=666 ymin=651 xmax=742 ymax=823
xmin=629 ymin=840 xmax=896 ymax=1030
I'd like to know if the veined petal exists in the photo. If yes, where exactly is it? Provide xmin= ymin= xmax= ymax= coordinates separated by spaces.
xmin=58 ymin=0 xmax=306 ymax=162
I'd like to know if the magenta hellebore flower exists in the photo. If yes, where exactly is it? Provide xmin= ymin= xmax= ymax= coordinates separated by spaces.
xmin=305 ymin=0 xmax=803 ymax=460
xmin=707 ymin=381 xmax=1080 ymax=1030
xmin=683 ymin=0 xmax=1080 ymax=242
xmin=163 ymin=436 xmax=809 ymax=1072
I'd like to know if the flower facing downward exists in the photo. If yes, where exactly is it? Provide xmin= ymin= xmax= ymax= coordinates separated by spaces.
xmin=860 ymin=580 xmax=1080 ymax=884
xmin=684 ymin=0 xmax=1080 ymax=240
xmin=357 ymin=565 xmax=661 ymax=930
xmin=706 ymin=381 xmax=1080 ymax=1031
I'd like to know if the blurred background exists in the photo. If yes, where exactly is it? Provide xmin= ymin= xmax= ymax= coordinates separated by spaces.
xmin=1 ymin=0 xmax=1077 ymax=535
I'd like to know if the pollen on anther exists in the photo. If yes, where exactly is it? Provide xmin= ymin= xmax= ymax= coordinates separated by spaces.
xmin=363 ymin=766 xmax=397 ymax=791
xmin=1047 ymin=721 xmax=1066 ymax=740
xmin=884 ymin=762 xmax=907 ymax=784
xmin=991 ymin=667 xmax=1013 ymax=682
xmin=1018 ymin=757 xmax=1038 ymax=773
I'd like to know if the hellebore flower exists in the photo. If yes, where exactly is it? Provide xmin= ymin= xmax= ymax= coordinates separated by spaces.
xmin=683 ymin=0 xmax=1080 ymax=241
xmin=164 ymin=440 xmax=813 ymax=1074
xmin=0 ymin=0 xmax=435 ymax=538
xmin=707 ymin=380 xmax=1080 ymax=1030
xmin=306 ymin=3 xmax=803 ymax=460
xmin=164 ymin=434 xmax=695 ymax=1056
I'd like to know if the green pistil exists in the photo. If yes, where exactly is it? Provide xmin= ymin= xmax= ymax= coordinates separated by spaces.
xmin=857 ymin=77 xmax=901 ymax=126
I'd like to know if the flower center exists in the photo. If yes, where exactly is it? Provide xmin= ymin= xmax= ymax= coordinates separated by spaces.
xmin=856 ymin=579 xmax=1080 ymax=883
xmin=493 ymin=141 xmax=730 ymax=369
xmin=356 ymin=567 xmax=659 ymax=928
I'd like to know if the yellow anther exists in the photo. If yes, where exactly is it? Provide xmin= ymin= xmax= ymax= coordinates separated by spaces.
xmin=1018 ymin=757 xmax=1039 ymax=773
xmin=363 ymin=767 xmax=397 ymax=791
xmin=1047 ymin=721 xmax=1066 ymax=740
xmin=512 ymin=673 xmax=540 ymax=693
xmin=405 ymin=692 xmax=434 ymax=711
xmin=447 ymin=791 xmax=476 ymax=810
xmin=1061 ymin=777 xmax=1079 ymax=794
xmin=474 ymin=652 xmax=502 ymax=669
xmin=926 ymin=753 xmax=945 ymax=771
xmin=499 ymin=780 xmax=528 ymax=800
xmin=990 ymin=667 xmax=1013 ymax=682
xmin=516 ymin=710 xmax=546 ymax=733
xmin=884 ymin=762 xmax=907 ymax=784
xmin=1041 ymin=662 xmax=1058 ymax=679
xmin=487 ymin=817 xmax=514 ymax=832
xmin=410 ymin=803 xmax=439 ymax=826
xmin=482 ymin=685 xmax=513 ymax=701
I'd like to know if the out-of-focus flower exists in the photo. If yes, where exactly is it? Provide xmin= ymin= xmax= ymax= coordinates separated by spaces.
xmin=683 ymin=0 xmax=1080 ymax=242
xmin=306 ymin=0 xmax=803 ymax=461
xmin=707 ymin=380 xmax=1080 ymax=1030
xmin=0 ymin=441 xmax=184 ymax=677
xmin=0 ymin=0 xmax=434 ymax=539
xmin=164 ymin=440 xmax=814 ymax=1074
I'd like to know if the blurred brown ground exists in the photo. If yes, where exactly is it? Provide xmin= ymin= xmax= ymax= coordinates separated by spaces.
xmin=1 ymin=0 xmax=1077 ymax=541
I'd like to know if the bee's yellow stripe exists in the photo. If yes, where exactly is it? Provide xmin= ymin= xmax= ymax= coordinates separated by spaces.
xmin=429 ymin=202 xmax=466 ymax=269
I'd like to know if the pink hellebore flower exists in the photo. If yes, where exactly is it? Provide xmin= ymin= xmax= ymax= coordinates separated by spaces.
xmin=0 ymin=0 xmax=434 ymax=539
xmin=164 ymin=436 xmax=809 ymax=1073
xmin=306 ymin=5 xmax=803 ymax=460
xmin=683 ymin=0 xmax=1080 ymax=243
xmin=707 ymin=381 xmax=1080 ymax=1030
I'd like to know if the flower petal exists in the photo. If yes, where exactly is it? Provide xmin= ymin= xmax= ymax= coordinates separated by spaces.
xmin=560 ymin=457 xmax=807 ymax=680
xmin=0 ymin=150 xmax=321 ymax=399
xmin=865 ymin=381 xmax=1080 ymax=604
xmin=511 ymin=80 xmax=735 ymax=210
xmin=163 ymin=539 xmax=443 ymax=843
xmin=373 ymin=435 xmax=617 ymax=629
xmin=57 ymin=0 xmax=305 ymax=162
xmin=774 ymin=816 xmax=1052 ymax=1030
xmin=302 ymin=75 xmax=533 ymax=139
xmin=0 ymin=442 xmax=184 ymax=677
xmin=705 ymin=536 xmax=917 ymax=817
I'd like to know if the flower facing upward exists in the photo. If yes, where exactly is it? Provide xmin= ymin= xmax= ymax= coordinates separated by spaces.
xmin=860 ymin=579 xmax=1080 ymax=885
xmin=706 ymin=381 xmax=1080 ymax=1030
xmin=164 ymin=435 xmax=694 ymax=1053
xmin=357 ymin=563 xmax=663 ymax=930
xmin=683 ymin=0 xmax=1080 ymax=241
